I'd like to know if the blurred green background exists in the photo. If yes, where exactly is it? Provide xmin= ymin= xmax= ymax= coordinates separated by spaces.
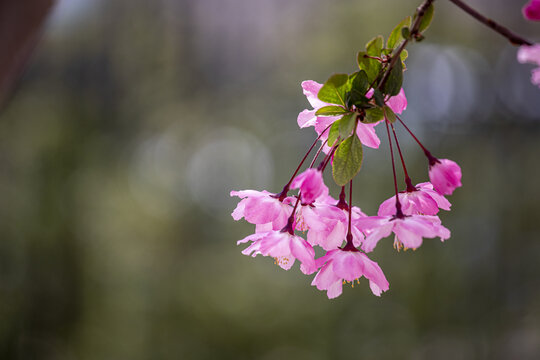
xmin=1 ymin=0 xmax=539 ymax=359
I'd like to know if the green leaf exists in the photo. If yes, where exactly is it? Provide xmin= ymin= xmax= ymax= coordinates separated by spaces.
xmin=350 ymin=92 xmax=372 ymax=109
xmin=339 ymin=113 xmax=357 ymax=138
xmin=315 ymin=106 xmax=349 ymax=116
xmin=383 ymin=58 xmax=403 ymax=96
xmin=387 ymin=16 xmax=411 ymax=49
xmin=364 ymin=107 xmax=384 ymax=123
xmin=400 ymin=49 xmax=408 ymax=62
xmin=401 ymin=27 xmax=411 ymax=39
xmin=366 ymin=36 xmax=383 ymax=56
xmin=327 ymin=121 xmax=340 ymax=147
xmin=417 ymin=3 xmax=434 ymax=33
xmin=332 ymin=134 xmax=363 ymax=186
xmin=350 ymin=70 xmax=369 ymax=95
xmin=373 ymin=89 xmax=385 ymax=107
xmin=357 ymin=52 xmax=381 ymax=85
xmin=383 ymin=105 xmax=397 ymax=123
xmin=318 ymin=74 xmax=349 ymax=106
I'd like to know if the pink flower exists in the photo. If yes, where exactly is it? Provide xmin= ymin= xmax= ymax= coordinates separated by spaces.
xmin=429 ymin=159 xmax=463 ymax=196
xmin=356 ymin=215 xmax=450 ymax=253
xmin=290 ymin=168 xmax=329 ymax=204
xmin=311 ymin=249 xmax=389 ymax=298
xmin=517 ymin=44 xmax=540 ymax=88
xmin=378 ymin=182 xmax=451 ymax=216
xmin=523 ymin=0 xmax=540 ymax=21
xmin=231 ymin=190 xmax=293 ymax=231
xmin=238 ymin=230 xmax=317 ymax=274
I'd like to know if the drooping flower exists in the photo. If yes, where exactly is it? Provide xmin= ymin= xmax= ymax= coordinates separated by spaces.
xmin=238 ymin=230 xmax=317 ymax=274
xmin=428 ymin=158 xmax=463 ymax=196
xmin=356 ymin=214 xmax=450 ymax=253
xmin=230 ymin=190 xmax=293 ymax=231
xmin=298 ymin=193 xmax=366 ymax=250
xmin=523 ymin=0 xmax=540 ymax=21
xmin=311 ymin=249 xmax=389 ymax=299
xmin=378 ymin=182 xmax=451 ymax=216
xmin=517 ymin=44 xmax=540 ymax=88
xmin=290 ymin=168 xmax=329 ymax=205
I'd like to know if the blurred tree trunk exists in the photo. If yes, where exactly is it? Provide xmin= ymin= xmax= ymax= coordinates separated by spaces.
xmin=0 ymin=0 xmax=55 ymax=108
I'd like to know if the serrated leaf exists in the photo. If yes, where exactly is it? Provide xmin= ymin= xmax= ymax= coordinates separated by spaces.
xmin=315 ymin=105 xmax=349 ymax=116
xmin=327 ymin=121 xmax=340 ymax=147
xmin=383 ymin=105 xmax=396 ymax=123
xmin=387 ymin=16 xmax=411 ymax=49
xmin=417 ymin=3 xmax=434 ymax=33
xmin=332 ymin=134 xmax=363 ymax=186
xmin=366 ymin=36 xmax=384 ymax=56
xmin=364 ymin=107 xmax=384 ymax=123
xmin=318 ymin=74 xmax=349 ymax=106
xmin=357 ymin=51 xmax=381 ymax=85
xmin=339 ymin=113 xmax=357 ymax=138
xmin=383 ymin=58 xmax=403 ymax=96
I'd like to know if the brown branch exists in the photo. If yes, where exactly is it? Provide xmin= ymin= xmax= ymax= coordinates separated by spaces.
xmin=447 ymin=0 xmax=533 ymax=46
xmin=377 ymin=0 xmax=435 ymax=92
xmin=0 ymin=0 xmax=56 ymax=110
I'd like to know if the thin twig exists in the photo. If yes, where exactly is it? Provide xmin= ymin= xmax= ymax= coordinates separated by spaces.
xmin=447 ymin=0 xmax=533 ymax=46
xmin=378 ymin=0 xmax=435 ymax=92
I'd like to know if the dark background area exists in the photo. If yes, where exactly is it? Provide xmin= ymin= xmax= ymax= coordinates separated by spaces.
xmin=0 ymin=0 xmax=539 ymax=359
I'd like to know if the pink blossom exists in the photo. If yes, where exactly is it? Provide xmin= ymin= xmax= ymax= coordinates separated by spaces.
xmin=290 ymin=168 xmax=329 ymax=204
xmin=230 ymin=190 xmax=293 ymax=231
xmin=523 ymin=0 xmax=540 ymax=21
xmin=238 ymin=230 xmax=317 ymax=274
xmin=378 ymin=182 xmax=451 ymax=216
xmin=296 ymin=191 xmax=366 ymax=250
xmin=517 ymin=44 xmax=540 ymax=88
xmin=311 ymin=249 xmax=389 ymax=298
xmin=429 ymin=159 xmax=463 ymax=196
xmin=356 ymin=215 xmax=450 ymax=253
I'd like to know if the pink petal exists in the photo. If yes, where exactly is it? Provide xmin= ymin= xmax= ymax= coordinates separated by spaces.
xmin=289 ymin=236 xmax=316 ymax=274
xmin=386 ymin=88 xmax=407 ymax=114
xmin=297 ymin=109 xmax=317 ymax=128
xmin=311 ymin=260 xmax=339 ymax=289
xmin=333 ymin=251 xmax=364 ymax=282
xmin=301 ymin=80 xmax=327 ymax=109
xmin=356 ymin=122 xmax=381 ymax=149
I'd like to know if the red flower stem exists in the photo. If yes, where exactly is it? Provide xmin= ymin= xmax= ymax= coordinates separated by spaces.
xmin=346 ymin=180 xmax=354 ymax=245
xmin=447 ymin=0 xmax=533 ymax=46
xmin=309 ymin=139 xmax=328 ymax=168
xmin=277 ymin=125 xmax=331 ymax=201
xmin=385 ymin=120 xmax=404 ymax=218
xmin=318 ymin=143 xmax=338 ymax=173
xmin=395 ymin=114 xmax=439 ymax=166
xmin=390 ymin=122 xmax=416 ymax=192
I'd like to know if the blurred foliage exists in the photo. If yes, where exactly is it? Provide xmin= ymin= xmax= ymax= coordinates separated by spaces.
xmin=0 ymin=0 xmax=539 ymax=359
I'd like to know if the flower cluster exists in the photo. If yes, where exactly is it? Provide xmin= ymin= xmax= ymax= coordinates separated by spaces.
xmin=231 ymin=76 xmax=462 ymax=299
